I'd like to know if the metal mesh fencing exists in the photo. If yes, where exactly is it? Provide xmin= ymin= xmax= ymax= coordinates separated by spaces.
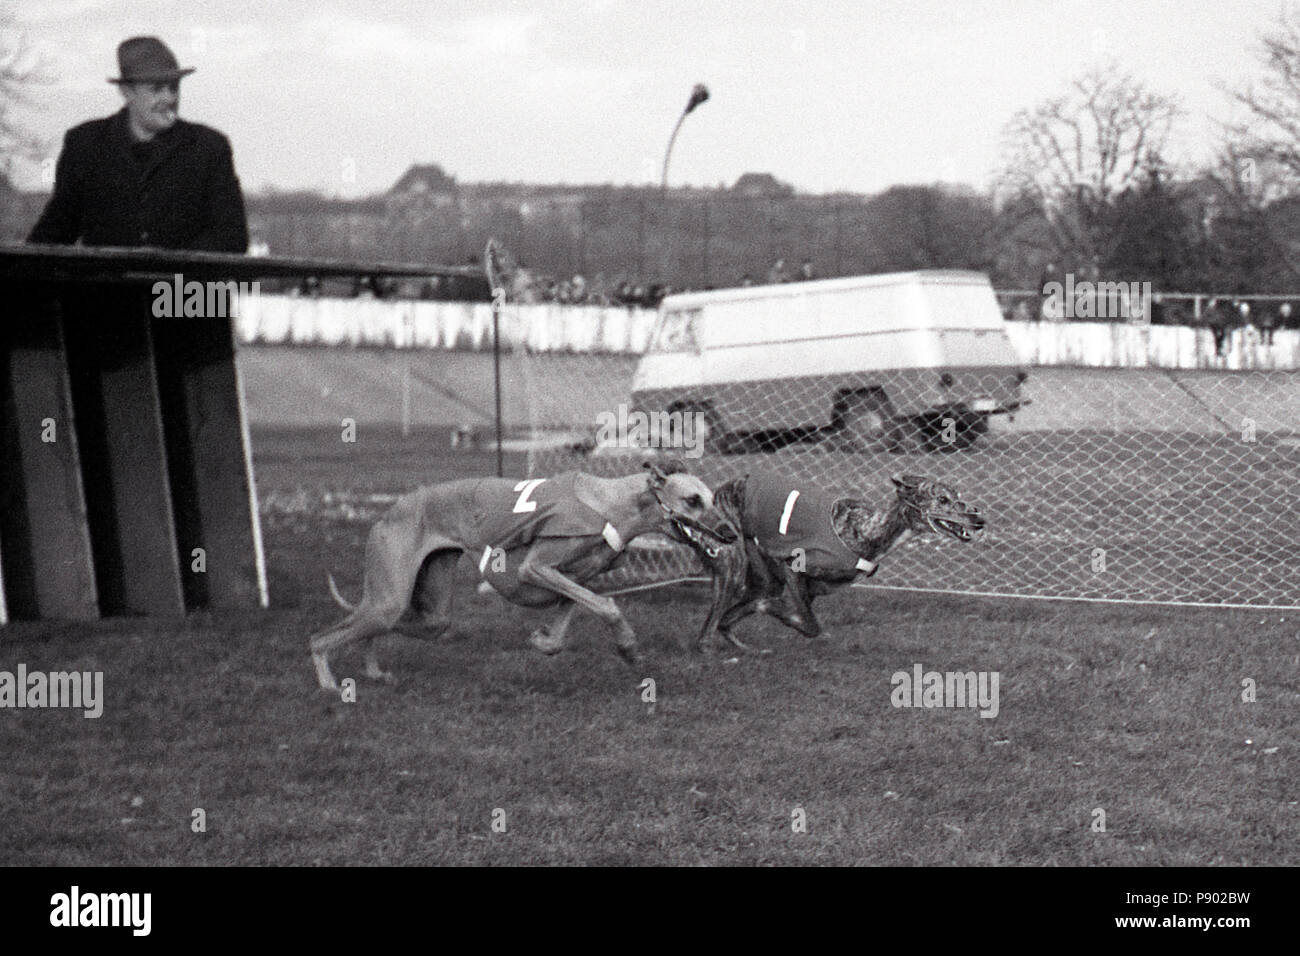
xmin=514 ymin=329 xmax=1300 ymax=608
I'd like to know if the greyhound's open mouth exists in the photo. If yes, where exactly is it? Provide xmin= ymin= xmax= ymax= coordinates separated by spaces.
xmin=673 ymin=519 xmax=733 ymax=558
xmin=931 ymin=517 xmax=983 ymax=542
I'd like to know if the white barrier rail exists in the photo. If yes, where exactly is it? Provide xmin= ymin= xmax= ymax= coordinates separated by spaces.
xmin=235 ymin=294 xmax=1300 ymax=370
xmin=1003 ymin=321 xmax=1300 ymax=371
xmin=234 ymin=295 xmax=659 ymax=354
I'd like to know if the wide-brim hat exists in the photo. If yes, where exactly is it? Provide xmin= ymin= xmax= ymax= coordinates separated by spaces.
xmin=108 ymin=36 xmax=194 ymax=84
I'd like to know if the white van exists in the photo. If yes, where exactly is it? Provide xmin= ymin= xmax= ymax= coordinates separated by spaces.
xmin=630 ymin=270 xmax=1027 ymax=452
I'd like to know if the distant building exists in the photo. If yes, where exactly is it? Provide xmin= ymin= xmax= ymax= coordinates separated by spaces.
xmin=732 ymin=172 xmax=795 ymax=198
xmin=390 ymin=164 xmax=459 ymax=207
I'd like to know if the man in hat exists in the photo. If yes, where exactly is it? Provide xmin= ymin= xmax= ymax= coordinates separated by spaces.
xmin=28 ymin=36 xmax=248 ymax=252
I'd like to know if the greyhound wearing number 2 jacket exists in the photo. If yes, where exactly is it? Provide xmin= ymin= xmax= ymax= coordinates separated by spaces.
xmin=309 ymin=461 xmax=738 ymax=691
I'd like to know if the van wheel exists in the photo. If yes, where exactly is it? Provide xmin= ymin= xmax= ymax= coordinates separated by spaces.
xmin=921 ymin=404 xmax=985 ymax=452
xmin=836 ymin=390 xmax=899 ymax=453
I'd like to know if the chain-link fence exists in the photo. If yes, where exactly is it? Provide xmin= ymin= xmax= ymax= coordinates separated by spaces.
xmin=514 ymin=331 xmax=1300 ymax=609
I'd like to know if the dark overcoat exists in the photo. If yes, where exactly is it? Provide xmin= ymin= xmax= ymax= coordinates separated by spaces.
xmin=29 ymin=107 xmax=249 ymax=253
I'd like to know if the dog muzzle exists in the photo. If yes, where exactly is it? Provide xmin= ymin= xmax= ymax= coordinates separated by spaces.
xmin=666 ymin=511 xmax=734 ymax=557
xmin=925 ymin=513 xmax=983 ymax=541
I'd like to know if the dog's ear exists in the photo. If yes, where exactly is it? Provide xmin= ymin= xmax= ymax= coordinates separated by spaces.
xmin=894 ymin=474 xmax=938 ymax=498
xmin=644 ymin=460 xmax=667 ymax=489
xmin=645 ymin=458 xmax=689 ymax=488
xmin=891 ymin=473 xmax=923 ymax=492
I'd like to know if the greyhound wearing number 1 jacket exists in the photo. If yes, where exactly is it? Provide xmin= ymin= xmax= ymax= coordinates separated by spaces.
xmin=309 ymin=461 xmax=737 ymax=691
xmin=690 ymin=472 xmax=986 ymax=652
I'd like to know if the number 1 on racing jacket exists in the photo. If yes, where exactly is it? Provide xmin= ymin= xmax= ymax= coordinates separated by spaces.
xmin=741 ymin=472 xmax=878 ymax=576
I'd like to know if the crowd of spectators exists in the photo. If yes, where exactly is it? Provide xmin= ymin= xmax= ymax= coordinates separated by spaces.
xmin=1193 ymin=298 xmax=1295 ymax=355
xmin=993 ymin=261 xmax=1298 ymax=339
xmin=739 ymin=257 xmax=817 ymax=286
xmin=1001 ymin=287 xmax=1298 ymax=344
xmin=482 ymin=270 xmax=681 ymax=307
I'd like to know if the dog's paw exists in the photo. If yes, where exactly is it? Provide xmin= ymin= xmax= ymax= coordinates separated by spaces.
xmin=613 ymin=623 xmax=639 ymax=665
xmin=723 ymin=633 xmax=769 ymax=655
xmin=528 ymin=628 xmax=565 ymax=655
xmin=312 ymin=672 xmax=340 ymax=694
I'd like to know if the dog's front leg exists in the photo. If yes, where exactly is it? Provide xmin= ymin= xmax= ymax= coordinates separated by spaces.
xmin=517 ymin=560 xmax=639 ymax=663
xmin=696 ymin=540 xmax=750 ymax=652
xmin=702 ymin=540 xmax=788 ymax=652
xmin=696 ymin=568 xmax=732 ymax=652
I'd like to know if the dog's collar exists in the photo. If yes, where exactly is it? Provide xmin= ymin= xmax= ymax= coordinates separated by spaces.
xmin=649 ymin=481 xmax=689 ymax=538
xmin=901 ymin=498 xmax=946 ymax=537
xmin=650 ymin=486 xmax=676 ymax=523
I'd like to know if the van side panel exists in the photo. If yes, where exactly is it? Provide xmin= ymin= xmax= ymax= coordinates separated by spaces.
xmin=633 ymin=365 xmax=1022 ymax=434
xmin=631 ymin=328 xmax=1022 ymax=392
xmin=702 ymin=283 xmax=915 ymax=347
xmin=705 ymin=329 xmax=946 ymax=382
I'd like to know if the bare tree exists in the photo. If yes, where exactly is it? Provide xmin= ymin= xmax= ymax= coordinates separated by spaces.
xmin=1202 ymin=136 xmax=1300 ymax=289
xmin=1228 ymin=6 xmax=1300 ymax=182
xmin=998 ymin=63 xmax=1180 ymax=265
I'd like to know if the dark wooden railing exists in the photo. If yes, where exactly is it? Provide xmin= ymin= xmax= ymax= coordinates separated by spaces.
xmin=0 ymin=243 xmax=482 ymax=623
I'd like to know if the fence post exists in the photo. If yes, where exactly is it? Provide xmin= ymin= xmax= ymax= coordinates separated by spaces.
xmin=767 ymin=198 xmax=776 ymax=268
xmin=577 ymin=201 xmax=586 ymax=276
xmin=400 ymin=357 xmax=411 ymax=438
xmin=637 ymin=197 xmax=646 ymax=280
xmin=834 ymin=201 xmax=843 ymax=277
xmin=702 ymin=198 xmax=711 ymax=288
xmin=492 ymin=291 xmax=504 ymax=478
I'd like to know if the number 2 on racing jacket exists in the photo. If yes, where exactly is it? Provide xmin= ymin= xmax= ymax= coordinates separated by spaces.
xmin=466 ymin=473 xmax=628 ymax=594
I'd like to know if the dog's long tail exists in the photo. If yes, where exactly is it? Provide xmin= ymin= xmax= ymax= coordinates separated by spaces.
xmin=327 ymin=573 xmax=358 ymax=612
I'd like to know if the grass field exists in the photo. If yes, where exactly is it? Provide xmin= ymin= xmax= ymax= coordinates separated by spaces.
xmin=1 ymin=427 xmax=1296 ymax=866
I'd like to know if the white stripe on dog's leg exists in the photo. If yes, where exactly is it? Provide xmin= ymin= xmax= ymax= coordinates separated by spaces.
xmin=312 ymin=652 xmax=337 ymax=691
xmin=779 ymin=491 xmax=800 ymax=535
xmin=602 ymin=522 xmax=624 ymax=551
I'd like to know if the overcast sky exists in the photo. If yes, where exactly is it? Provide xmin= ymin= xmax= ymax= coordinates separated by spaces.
xmin=5 ymin=0 xmax=1293 ymax=196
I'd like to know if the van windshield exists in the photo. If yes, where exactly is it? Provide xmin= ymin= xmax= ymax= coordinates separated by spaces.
xmin=651 ymin=308 xmax=700 ymax=353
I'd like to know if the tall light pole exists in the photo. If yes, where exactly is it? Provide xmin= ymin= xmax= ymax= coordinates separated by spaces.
xmin=661 ymin=83 xmax=709 ymax=191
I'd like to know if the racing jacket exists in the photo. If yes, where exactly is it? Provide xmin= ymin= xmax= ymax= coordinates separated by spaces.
xmin=741 ymin=472 xmax=876 ymax=575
